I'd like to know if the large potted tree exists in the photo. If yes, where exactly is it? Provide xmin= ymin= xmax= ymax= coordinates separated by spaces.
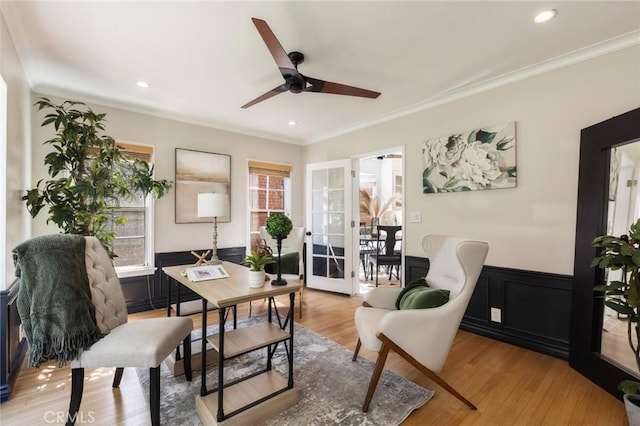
xmin=23 ymin=97 xmax=172 ymax=256
xmin=592 ymin=218 xmax=640 ymax=424
xmin=265 ymin=212 xmax=293 ymax=286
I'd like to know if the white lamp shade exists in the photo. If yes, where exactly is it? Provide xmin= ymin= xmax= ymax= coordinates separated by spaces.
xmin=197 ymin=193 xmax=227 ymax=218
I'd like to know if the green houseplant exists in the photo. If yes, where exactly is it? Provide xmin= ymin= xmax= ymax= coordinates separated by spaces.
xmin=23 ymin=98 xmax=172 ymax=256
xmin=242 ymin=248 xmax=276 ymax=271
xmin=265 ymin=213 xmax=293 ymax=286
xmin=242 ymin=244 xmax=276 ymax=288
xmin=591 ymin=218 xmax=640 ymax=419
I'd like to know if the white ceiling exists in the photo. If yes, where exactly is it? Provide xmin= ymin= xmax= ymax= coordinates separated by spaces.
xmin=2 ymin=1 xmax=639 ymax=145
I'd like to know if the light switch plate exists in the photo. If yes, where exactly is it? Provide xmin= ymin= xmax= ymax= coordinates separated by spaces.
xmin=409 ymin=211 xmax=422 ymax=223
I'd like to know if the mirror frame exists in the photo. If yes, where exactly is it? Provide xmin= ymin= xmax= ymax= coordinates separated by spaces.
xmin=570 ymin=107 xmax=640 ymax=397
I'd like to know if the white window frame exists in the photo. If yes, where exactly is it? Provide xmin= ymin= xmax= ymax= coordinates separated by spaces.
xmin=246 ymin=160 xmax=292 ymax=252
xmin=114 ymin=142 xmax=157 ymax=278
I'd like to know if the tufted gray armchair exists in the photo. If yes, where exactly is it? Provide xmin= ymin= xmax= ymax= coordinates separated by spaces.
xmin=69 ymin=237 xmax=193 ymax=426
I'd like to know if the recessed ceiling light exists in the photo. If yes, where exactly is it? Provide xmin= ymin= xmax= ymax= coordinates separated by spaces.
xmin=288 ymin=120 xmax=297 ymax=126
xmin=136 ymin=81 xmax=150 ymax=88
xmin=534 ymin=9 xmax=557 ymax=23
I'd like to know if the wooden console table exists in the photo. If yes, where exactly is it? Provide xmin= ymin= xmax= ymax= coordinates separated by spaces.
xmin=162 ymin=262 xmax=301 ymax=425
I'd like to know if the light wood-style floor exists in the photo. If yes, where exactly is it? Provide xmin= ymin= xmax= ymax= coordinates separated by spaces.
xmin=1 ymin=288 xmax=627 ymax=425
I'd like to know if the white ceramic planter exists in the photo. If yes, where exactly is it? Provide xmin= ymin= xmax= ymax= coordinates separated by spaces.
xmin=625 ymin=394 xmax=640 ymax=426
xmin=248 ymin=270 xmax=266 ymax=288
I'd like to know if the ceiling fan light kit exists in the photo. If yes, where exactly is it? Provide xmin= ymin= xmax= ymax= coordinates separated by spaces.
xmin=242 ymin=18 xmax=381 ymax=109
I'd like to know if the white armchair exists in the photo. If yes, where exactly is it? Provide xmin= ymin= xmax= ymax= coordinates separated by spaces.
xmin=353 ymin=234 xmax=489 ymax=412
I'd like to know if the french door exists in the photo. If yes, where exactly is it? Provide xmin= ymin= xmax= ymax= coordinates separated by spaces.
xmin=305 ymin=160 xmax=356 ymax=295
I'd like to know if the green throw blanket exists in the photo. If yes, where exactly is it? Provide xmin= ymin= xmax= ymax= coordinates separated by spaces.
xmin=13 ymin=234 xmax=103 ymax=367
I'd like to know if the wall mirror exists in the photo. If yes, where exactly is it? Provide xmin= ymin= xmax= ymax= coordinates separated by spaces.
xmin=571 ymin=107 xmax=640 ymax=397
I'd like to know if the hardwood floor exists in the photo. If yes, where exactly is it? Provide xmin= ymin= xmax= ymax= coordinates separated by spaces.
xmin=1 ymin=288 xmax=627 ymax=425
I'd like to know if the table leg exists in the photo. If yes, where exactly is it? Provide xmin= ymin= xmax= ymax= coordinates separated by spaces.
xmin=166 ymin=273 xmax=172 ymax=318
xmin=200 ymin=298 xmax=207 ymax=396
xmin=288 ymin=292 xmax=295 ymax=388
xmin=217 ymin=306 xmax=226 ymax=422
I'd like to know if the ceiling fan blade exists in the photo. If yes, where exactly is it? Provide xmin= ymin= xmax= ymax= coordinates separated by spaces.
xmin=241 ymin=85 xmax=287 ymax=109
xmin=304 ymin=76 xmax=380 ymax=99
xmin=251 ymin=18 xmax=297 ymax=73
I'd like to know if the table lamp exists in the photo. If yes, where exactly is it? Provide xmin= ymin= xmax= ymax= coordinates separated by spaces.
xmin=197 ymin=192 xmax=227 ymax=265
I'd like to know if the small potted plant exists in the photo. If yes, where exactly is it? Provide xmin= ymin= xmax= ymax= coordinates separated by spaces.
xmin=591 ymin=218 xmax=640 ymax=422
xmin=242 ymin=246 xmax=276 ymax=288
xmin=265 ymin=213 xmax=293 ymax=285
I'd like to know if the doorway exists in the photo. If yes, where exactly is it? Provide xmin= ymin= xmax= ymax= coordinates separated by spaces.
xmin=355 ymin=147 xmax=404 ymax=295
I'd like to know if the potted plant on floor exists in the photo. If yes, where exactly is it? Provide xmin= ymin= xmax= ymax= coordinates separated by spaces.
xmin=591 ymin=217 xmax=640 ymax=423
xmin=23 ymin=97 xmax=172 ymax=257
xmin=242 ymin=245 xmax=276 ymax=288
xmin=265 ymin=212 xmax=293 ymax=286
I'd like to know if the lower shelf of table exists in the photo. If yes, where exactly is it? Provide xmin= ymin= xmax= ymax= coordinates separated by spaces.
xmin=195 ymin=370 xmax=298 ymax=426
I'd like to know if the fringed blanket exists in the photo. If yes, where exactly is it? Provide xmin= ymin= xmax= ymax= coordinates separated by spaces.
xmin=13 ymin=234 xmax=103 ymax=367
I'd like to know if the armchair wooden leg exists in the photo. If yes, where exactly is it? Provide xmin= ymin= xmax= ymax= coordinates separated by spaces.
xmin=67 ymin=368 xmax=84 ymax=426
xmin=352 ymin=338 xmax=362 ymax=361
xmin=362 ymin=341 xmax=390 ymax=412
xmin=183 ymin=334 xmax=192 ymax=381
xmin=378 ymin=332 xmax=477 ymax=410
xmin=112 ymin=367 xmax=124 ymax=388
xmin=149 ymin=366 xmax=160 ymax=426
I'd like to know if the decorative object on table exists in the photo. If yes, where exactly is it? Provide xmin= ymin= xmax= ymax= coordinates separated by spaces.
xmin=137 ymin=316 xmax=433 ymax=426
xmin=185 ymin=264 xmax=230 ymax=282
xmin=23 ymin=97 xmax=172 ymax=257
xmin=190 ymin=250 xmax=211 ymax=266
xmin=241 ymin=247 xmax=276 ymax=288
xmin=265 ymin=213 xmax=293 ymax=286
xmin=422 ymin=121 xmax=517 ymax=193
xmin=359 ymin=189 xmax=400 ymax=237
xmin=197 ymin=193 xmax=227 ymax=265
xmin=175 ymin=148 xmax=230 ymax=223
xmin=591 ymin=218 xmax=640 ymax=419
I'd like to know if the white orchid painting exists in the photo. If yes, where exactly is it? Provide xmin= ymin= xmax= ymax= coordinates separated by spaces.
xmin=422 ymin=122 xmax=517 ymax=193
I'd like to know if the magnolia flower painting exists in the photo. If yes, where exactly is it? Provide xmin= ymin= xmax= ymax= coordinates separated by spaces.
xmin=422 ymin=122 xmax=517 ymax=193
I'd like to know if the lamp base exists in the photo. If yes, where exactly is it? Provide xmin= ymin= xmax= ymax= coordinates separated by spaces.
xmin=271 ymin=278 xmax=288 ymax=286
xmin=207 ymin=258 xmax=222 ymax=265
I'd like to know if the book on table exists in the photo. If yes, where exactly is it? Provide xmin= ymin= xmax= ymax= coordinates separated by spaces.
xmin=185 ymin=264 xmax=229 ymax=282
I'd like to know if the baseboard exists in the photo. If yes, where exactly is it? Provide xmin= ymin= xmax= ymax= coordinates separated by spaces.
xmin=405 ymin=257 xmax=572 ymax=360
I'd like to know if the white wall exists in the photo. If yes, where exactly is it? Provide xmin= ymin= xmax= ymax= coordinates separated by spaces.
xmin=0 ymin=11 xmax=31 ymax=290
xmin=304 ymin=46 xmax=640 ymax=275
xmin=29 ymin=96 xmax=305 ymax=254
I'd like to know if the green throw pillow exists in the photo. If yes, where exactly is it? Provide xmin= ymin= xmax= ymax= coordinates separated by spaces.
xmin=265 ymin=252 xmax=299 ymax=275
xmin=395 ymin=277 xmax=450 ymax=310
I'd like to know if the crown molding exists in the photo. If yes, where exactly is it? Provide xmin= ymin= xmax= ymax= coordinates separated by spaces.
xmin=307 ymin=30 xmax=640 ymax=145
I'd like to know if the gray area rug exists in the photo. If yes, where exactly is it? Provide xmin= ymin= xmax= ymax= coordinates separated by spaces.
xmin=137 ymin=316 xmax=434 ymax=425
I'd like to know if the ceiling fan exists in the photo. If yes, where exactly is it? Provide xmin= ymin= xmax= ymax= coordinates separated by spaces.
xmin=242 ymin=18 xmax=381 ymax=109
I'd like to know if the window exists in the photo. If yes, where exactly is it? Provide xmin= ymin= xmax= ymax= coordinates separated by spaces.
xmin=111 ymin=142 xmax=156 ymax=276
xmin=248 ymin=161 xmax=292 ymax=249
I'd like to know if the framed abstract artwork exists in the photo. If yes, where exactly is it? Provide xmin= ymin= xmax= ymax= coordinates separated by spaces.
xmin=175 ymin=148 xmax=231 ymax=223
xmin=422 ymin=121 xmax=517 ymax=193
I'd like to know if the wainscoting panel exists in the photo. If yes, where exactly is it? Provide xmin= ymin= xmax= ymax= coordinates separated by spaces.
xmin=405 ymin=256 xmax=573 ymax=360
xmin=1 ymin=284 xmax=27 ymax=403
